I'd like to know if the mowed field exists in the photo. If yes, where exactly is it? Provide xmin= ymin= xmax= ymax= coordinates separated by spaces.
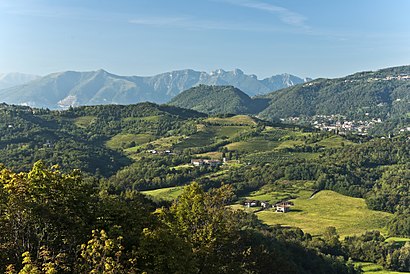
xmin=141 ymin=186 xmax=184 ymax=201
xmin=355 ymin=262 xmax=408 ymax=274
xmin=256 ymin=190 xmax=392 ymax=237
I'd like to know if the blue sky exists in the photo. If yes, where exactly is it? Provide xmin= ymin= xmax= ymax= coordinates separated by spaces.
xmin=1 ymin=0 xmax=409 ymax=78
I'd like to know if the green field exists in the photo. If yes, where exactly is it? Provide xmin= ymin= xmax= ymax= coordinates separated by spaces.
xmin=244 ymin=181 xmax=313 ymax=203
xmin=204 ymin=115 xmax=257 ymax=125
xmin=225 ymin=139 xmax=279 ymax=153
xmin=141 ymin=186 xmax=185 ymax=201
xmin=106 ymin=133 xmax=154 ymax=149
xmin=74 ymin=115 xmax=96 ymax=128
xmin=317 ymin=135 xmax=354 ymax=148
xmin=195 ymin=151 xmax=223 ymax=159
xmin=173 ymin=124 xmax=249 ymax=150
xmin=256 ymin=190 xmax=392 ymax=237
xmin=385 ymin=237 xmax=410 ymax=243
xmin=355 ymin=262 xmax=409 ymax=274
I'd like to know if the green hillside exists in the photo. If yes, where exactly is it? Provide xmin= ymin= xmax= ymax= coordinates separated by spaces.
xmin=0 ymin=102 xmax=204 ymax=176
xmin=258 ymin=65 xmax=410 ymax=134
xmin=165 ymin=66 xmax=410 ymax=135
xmin=168 ymin=84 xmax=268 ymax=115
xmin=0 ymin=101 xmax=409 ymax=272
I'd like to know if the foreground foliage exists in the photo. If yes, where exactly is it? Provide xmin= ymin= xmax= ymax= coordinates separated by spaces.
xmin=0 ymin=162 xmax=359 ymax=273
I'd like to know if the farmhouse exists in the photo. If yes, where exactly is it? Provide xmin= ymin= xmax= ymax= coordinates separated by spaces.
xmin=275 ymin=201 xmax=293 ymax=213
xmin=191 ymin=159 xmax=222 ymax=167
xmin=244 ymin=200 xmax=259 ymax=207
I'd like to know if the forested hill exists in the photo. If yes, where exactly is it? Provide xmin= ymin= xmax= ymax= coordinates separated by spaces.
xmin=168 ymin=85 xmax=269 ymax=115
xmin=0 ymin=102 xmax=204 ymax=176
xmin=1 ymin=101 xmax=409 ymax=272
xmin=258 ymin=65 xmax=410 ymax=121
xmin=164 ymin=66 xmax=409 ymax=135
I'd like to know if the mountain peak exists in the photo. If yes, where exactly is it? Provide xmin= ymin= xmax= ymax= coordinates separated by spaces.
xmin=0 ymin=68 xmax=309 ymax=109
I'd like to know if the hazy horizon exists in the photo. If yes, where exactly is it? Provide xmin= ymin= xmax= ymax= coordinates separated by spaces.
xmin=1 ymin=0 xmax=409 ymax=79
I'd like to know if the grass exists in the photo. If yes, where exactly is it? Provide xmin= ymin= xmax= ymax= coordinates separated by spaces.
xmin=74 ymin=116 xmax=96 ymax=128
xmin=173 ymin=124 xmax=249 ymax=150
xmin=106 ymin=133 xmax=154 ymax=149
xmin=275 ymin=140 xmax=304 ymax=150
xmin=256 ymin=190 xmax=392 ymax=237
xmin=173 ymin=130 xmax=216 ymax=150
xmin=385 ymin=237 xmax=410 ymax=243
xmin=195 ymin=151 xmax=222 ymax=159
xmin=317 ymin=135 xmax=354 ymax=148
xmin=225 ymin=139 xmax=279 ymax=153
xmin=244 ymin=181 xmax=314 ymax=204
xmin=204 ymin=115 xmax=256 ymax=125
xmin=141 ymin=186 xmax=184 ymax=201
xmin=354 ymin=262 xmax=408 ymax=274
xmin=214 ymin=126 xmax=248 ymax=138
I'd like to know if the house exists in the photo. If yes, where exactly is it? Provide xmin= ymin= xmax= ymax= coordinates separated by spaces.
xmin=244 ymin=200 xmax=259 ymax=208
xmin=191 ymin=159 xmax=205 ymax=166
xmin=191 ymin=159 xmax=222 ymax=167
xmin=203 ymin=159 xmax=221 ymax=167
xmin=275 ymin=201 xmax=293 ymax=213
xmin=260 ymin=201 xmax=270 ymax=208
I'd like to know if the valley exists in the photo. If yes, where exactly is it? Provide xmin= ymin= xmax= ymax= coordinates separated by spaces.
xmin=0 ymin=67 xmax=409 ymax=273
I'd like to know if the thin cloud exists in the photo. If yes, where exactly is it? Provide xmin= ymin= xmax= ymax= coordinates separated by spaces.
xmin=129 ymin=16 xmax=282 ymax=32
xmin=222 ymin=0 xmax=309 ymax=29
xmin=129 ymin=17 xmax=188 ymax=26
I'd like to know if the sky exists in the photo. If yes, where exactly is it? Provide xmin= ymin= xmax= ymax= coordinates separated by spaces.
xmin=1 ymin=0 xmax=409 ymax=79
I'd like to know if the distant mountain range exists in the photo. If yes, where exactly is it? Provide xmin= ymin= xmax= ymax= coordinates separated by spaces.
xmin=0 ymin=73 xmax=40 ymax=89
xmin=0 ymin=69 xmax=310 ymax=109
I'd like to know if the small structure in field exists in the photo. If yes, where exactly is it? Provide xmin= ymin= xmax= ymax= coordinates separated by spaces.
xmin=191 ymin=159 xmax=221 ymax=167
xmin=275 ymin=201 xmax=293 ymax=213
xmin=260 ymin=201 xmax=270 ymax=208
xmin=244 ymin=200 xmax=259 ymax=208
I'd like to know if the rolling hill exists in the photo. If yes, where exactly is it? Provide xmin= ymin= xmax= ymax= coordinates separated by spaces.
xmin=168 ymin=85 xmax=269 ymax=115
xmin=168 ymin=65 xmax=410 ymax=135
xmin=258 ymin=65 xmax=410 ymax=121
xmin=0 ymin=68 xmax=308 ymax=109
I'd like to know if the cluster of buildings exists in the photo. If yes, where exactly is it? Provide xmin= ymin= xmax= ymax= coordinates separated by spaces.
xmin=311 ymin=115 xmax=383 ymax=135
xmin=190 ymin=159 xmax=222 ymax=167
xmin=243 ymin=200 xmax=294 ymax=213
xmin=147 ymin=149 xmax=173 ymax=155
xmin=342 ymin=74 xmax=410 ymax=84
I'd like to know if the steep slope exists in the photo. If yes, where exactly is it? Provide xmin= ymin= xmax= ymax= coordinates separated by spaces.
xmin=168 ymin=85 xmax=269 ymax=115
xmin=0 ymin=72 xmax=40 ymax=89
xmin=258 ymin=65 xmax=410 ymax=121
xmin=0 ymin=69 xmax=308 ymax=109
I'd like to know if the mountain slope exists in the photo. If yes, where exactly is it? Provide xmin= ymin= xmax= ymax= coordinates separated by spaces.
xmin=258 ymin=65 xmax=410 ymax=122
xmin=0 ymin=69 xmax=308 ymax=109
xmin=168 ymin=85 xmax=268 ymax=115
xmin=0 ymin=72 xmax=40 ymax=89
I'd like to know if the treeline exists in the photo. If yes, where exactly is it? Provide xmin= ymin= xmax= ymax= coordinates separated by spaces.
xmin=0 ymin=103 xmax=203 ymax=176
xmin=106 ymin=154 xmax=215 ymax=191
xmin=0 ymin=162 xmax=358 ymax=273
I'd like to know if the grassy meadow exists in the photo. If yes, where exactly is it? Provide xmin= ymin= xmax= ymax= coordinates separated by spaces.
xmin=256 ymin=190 xmax=392 ymax=237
